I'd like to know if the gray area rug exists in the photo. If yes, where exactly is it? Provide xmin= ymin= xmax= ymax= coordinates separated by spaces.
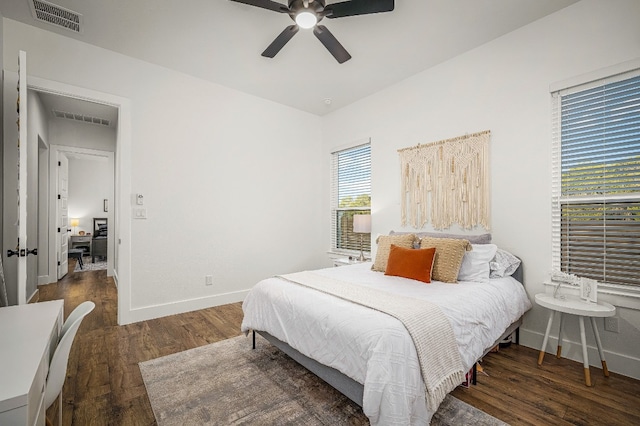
xmin=140 ymin=335 xmax=508 ymax=425
xmin=73 ymin=257 xmax=107 ymax=272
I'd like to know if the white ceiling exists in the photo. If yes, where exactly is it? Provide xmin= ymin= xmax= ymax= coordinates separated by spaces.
xmin=0 ymin=0 xmax=579 ymax=116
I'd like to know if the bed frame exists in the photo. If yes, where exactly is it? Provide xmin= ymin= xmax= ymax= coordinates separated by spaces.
xmin=251 ymin=261 xmax=524 ymax=407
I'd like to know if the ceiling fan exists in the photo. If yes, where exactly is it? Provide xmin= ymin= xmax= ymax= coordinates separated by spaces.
xmin=230 ymin=0 xmax=394 ymax=63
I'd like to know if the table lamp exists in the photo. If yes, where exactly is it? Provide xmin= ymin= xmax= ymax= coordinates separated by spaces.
xmin=353 ymin=214 xmax=371 ymax=262
xmin=70 ymin=218 xmax=80 ymax=235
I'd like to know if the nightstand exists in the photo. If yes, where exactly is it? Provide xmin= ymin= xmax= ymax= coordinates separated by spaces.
xmin=69 ymin=235 xmax=92 ymax=256
xmin=535 ymin=293 xmax=615 ymax=386
xmin=333 ymin=257 xmax=367 ymax=267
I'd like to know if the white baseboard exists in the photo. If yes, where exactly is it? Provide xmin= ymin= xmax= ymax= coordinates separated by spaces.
xmin=122 ymin=290 xmax=248 ymax=325
xmin=520 ymin=328 xmax=640 ymax=381
xmin=38 ymin=275 xmax=51 ymax=285
xmin=27 ymin=289 xmax=39 ymax=303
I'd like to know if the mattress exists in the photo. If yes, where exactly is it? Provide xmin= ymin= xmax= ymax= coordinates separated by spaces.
xmin=241 ymin=262 xmax=531 ymax=425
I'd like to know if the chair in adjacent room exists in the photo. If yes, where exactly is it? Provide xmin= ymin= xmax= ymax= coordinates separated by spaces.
xmin=45 ymin=301 xmax=95 ymax=426
xmin=92 ymin=217 xmax=108 ymax=263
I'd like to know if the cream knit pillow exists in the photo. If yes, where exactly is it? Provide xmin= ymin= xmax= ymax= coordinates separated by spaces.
xmin=420 ymin=237 xmax=471 ymax=283
xmin=372 ymin=234 xmax=416 ymax=272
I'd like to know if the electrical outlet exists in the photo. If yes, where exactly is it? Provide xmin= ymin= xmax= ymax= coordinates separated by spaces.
xmin=604 ymin=317 xmax=619 ymax=333
xmin=205 ymin=275 xmax=213 ymax=286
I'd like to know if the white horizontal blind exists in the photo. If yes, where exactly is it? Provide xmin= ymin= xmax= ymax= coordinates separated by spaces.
xmin=551 ymin=72 xmax=640 ymax=287
xmin=330 ymin=142 xmax=371 ymax=252
xmin=551 ymin=92 xmax=562 ymax=273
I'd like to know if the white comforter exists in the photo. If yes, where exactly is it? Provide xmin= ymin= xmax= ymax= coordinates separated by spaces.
xmin=241 ymin=262 xmax=531 ymax=425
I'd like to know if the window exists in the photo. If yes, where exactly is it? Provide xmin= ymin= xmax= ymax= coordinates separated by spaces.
xmin=331 ymin=142 xmax=371 ymax=253
xmin=551 ymin=72 xmax=640 ymax=289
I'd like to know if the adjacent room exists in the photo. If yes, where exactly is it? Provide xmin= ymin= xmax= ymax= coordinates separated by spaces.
xmin=1 ymin=0 xmax=639 ymax=425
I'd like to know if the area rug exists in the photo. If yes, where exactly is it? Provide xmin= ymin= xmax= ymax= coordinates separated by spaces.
xmin=139 ymin=335 xmax=508 ymax=426
xmin=73 ymin=257 xmax=107 ymax=272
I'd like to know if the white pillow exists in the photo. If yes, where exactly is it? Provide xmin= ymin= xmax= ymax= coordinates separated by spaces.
xmin=457 ymin=244 xmax=498 ymax=283
xmin=489 ymin=249 xmax=521 ymax=278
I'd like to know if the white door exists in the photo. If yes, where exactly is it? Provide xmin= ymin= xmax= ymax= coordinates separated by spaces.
xmin=12 ymin=51 xmax=29 ymax=304
xmin=57 ymin=153 xmax=69 ymax=279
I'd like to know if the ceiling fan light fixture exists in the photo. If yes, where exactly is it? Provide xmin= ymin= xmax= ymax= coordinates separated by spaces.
xmin=295 ymin=10 xmax=317 ymax=29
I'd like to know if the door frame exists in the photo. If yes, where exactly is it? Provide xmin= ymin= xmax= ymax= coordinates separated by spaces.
xmin=49 ymin=146 xmax=115 ymax=279
xmin=53 ymin=148 xmax=68 ymax=281
xmin=28 ymin=76 xmax=132 ymax=325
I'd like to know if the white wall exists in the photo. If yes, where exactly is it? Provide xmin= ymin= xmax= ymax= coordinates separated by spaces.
xmin=26 ymin=91 xmax=48 ymax=301
xmin=49 ymin=119 xmax=116 ymax=153
xmin=68 ymin=156 xmax=112 ymax=235
xmin=322 ymin=0 xmax=640 ymax=379
xmin=1 ymin=75 xmax=18 ymax=304
xmin=2 ymin=18 xmax=324 ymax=322
xmin=37 ymin=125 xmax=49 ymax=285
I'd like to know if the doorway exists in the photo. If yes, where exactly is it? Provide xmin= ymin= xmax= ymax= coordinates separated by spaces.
xmin=26 ymin=75 xmax=132 ymax=325
xmin=48 ymin=145 xmax=115 ymax=279
xmin=31 ymin=90 xmax=118 ymax=284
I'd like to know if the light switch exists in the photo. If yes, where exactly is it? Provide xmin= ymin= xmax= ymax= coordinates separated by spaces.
xmin=133 ymin=208 xmax=147 ymax=219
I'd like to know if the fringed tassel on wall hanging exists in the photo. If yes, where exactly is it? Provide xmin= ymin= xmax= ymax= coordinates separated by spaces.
xmin=398 ymin=130 xmax=490 ymax=231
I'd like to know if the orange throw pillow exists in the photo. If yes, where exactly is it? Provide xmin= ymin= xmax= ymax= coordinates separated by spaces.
xmin=384 ymin=245 xmax=436 ymax=284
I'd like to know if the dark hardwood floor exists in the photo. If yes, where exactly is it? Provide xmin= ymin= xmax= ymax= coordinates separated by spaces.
xmin=39 ymin=261 xmax=640 ymax=425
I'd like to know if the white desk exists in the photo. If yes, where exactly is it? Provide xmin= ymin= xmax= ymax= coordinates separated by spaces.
xmin=0 ymin=300 xmax=64 ymax=425
xmin=535 ymin=293 xmax=615 ymax=386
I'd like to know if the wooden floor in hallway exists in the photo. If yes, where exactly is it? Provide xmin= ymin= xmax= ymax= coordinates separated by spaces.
xmin=38 ymin=261 xmax=640 ymax=425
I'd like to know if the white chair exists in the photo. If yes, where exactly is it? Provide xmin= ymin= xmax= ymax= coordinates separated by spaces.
xmin=45 ymin=301 xmax=95 ymax=426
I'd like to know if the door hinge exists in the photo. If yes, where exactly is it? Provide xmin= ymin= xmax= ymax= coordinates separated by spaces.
xmin=58 ymin=161 xmax=61 ymax=166
xmin=58 ymin=194 xmax=61 ymax=199
xmin=57 ymin=261 xmax=61 ymax=266
xmin=58 ymin=227 xmax=61 ymax=232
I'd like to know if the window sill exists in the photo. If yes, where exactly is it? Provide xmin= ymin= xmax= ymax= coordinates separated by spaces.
xmin=326 ymin=250 xmax=370 ymax=259
xmin=543 ymin=281 xmax=640 ymax=311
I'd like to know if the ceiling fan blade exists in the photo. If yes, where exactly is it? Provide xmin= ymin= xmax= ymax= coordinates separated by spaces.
xmin=326 ymin=0 xmax=394 ymax=18
xmin=313 ymin=25 xmax=351 ymax=64
xmin=262 ymin=25 xmax=300 ymax=58
xmin=229 ymin=0 xmax=288 ymax=13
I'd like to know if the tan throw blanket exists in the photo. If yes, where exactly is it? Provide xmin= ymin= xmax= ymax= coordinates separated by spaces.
xmin=278 ymin=271 xmax=465 ymax=412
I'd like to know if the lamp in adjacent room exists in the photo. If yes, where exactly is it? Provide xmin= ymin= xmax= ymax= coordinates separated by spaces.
xmin=353 ymin=214 xmax=371 ymax=262
xmin=70 ymin=218 xmax=79 ymax=235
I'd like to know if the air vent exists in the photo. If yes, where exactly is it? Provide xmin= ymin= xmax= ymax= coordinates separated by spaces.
xmin=29 ymin=0 xmax=82 ymax=33
xmin=53 ymin=110 xmax=110 ymax=127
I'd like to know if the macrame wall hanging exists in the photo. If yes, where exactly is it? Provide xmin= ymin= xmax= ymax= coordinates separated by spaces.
xmin=398 ymin=130 xmax=490 ymax=231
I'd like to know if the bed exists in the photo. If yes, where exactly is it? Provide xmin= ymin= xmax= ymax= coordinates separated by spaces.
xmin=241 ymin=236 xmax=531 ymax=425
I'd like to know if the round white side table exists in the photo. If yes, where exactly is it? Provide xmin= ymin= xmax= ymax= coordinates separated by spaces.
xmin=535 ymin=293 xmax=616 ymax=387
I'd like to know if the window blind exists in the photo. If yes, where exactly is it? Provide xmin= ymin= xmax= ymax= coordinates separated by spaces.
xmin=551 ymin=72 xmax=640 ymax=287
xmin=330 ymin=142 xmax=371 ymax=253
